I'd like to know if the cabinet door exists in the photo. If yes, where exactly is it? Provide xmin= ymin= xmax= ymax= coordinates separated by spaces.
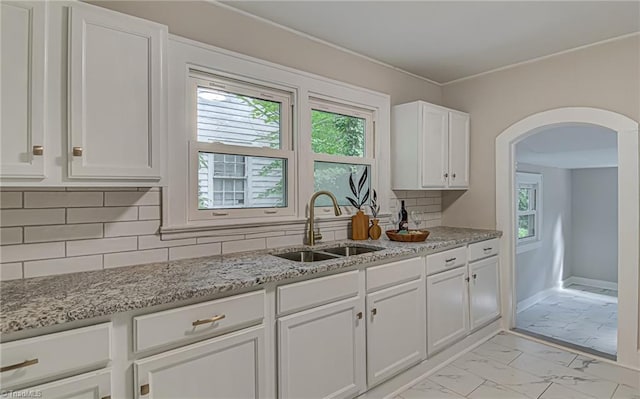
xmin=135 ymin=326 xmax=265 ymax=399
xmin=469 ymin=256 xmax=501 ymax=330
xmin=1 ymin=1 xmax=45 ymax=178
xmin=420 ymin=105 xmax=449 ymax=188
xmin=448 ymin=111 xmax=470 ymax=188
xmin=366 ymin=280 xmax=425 ymax=387
xmin=278 ymin=297 xmax=365 ymax=399
xmin=427 ymin=266 xmax=469 ymax=355
xmin=17 ymin=370 xmax=111 ymax=399
xmin=68 ymin=4 xmax=165 ymax=180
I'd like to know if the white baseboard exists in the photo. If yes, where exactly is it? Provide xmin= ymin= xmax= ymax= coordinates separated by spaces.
xmin=516 ymin=287 xmax=557 ymax=313
xmin=563 ymin=276 xmax=618 ymax=291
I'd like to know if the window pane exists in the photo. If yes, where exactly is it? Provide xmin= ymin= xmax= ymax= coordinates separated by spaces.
xmin=197 ymin=87 xmax=281 ymax=148
xmin=198 ymin=152 xmax=286 ymax=209
xmin=518 ymin=188 xmax=529 ymax=211
xmin=518 ymin=215 xmax=535 ymax=239
xmin=314 ymin=162 xmax=370 ymax=207
xmin=311 ymin=109 xmax=365 ymax=157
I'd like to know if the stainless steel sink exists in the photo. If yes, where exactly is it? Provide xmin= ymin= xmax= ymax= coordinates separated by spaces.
xmin=321 ymin=245 xmax=383 ymax=256
xmin=272 ymin=245 xmax=383 ymax=262
xmin=273 ymin=250 xmax=340 ymax=263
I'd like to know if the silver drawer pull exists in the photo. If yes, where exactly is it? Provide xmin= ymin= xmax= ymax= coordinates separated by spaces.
xmin=211 ymin=212 xmax=229 ymax=216
xmin=1 ymin=358 xmax=39 ymax=373
xmin=445 ymin=257 xmax=457 ymax=263
xmin=483 ymin=247 xmax=493 ymax=252
xmin=192 ymin=314 xmax=226 ymax=327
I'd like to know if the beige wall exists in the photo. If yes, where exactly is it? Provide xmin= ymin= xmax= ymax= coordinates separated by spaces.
xmin=441 ymin=35 xmax=639 ymax=229
xmin=87 ymin=0 xmax=442 ymax=106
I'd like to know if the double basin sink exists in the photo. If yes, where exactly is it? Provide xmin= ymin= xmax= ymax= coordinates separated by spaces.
xmin=273 ymin=245 xmax=383 ymax=263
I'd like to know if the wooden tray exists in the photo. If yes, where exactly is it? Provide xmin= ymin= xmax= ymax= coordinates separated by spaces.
xmin=386 ymin=229 xmax=430 ymax=242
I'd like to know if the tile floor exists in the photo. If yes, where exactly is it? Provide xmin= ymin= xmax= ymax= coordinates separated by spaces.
xmin=515 ymin=284 xmax=618 ymax=356
xmin=394 ymin=332 xmax=639 ymax=399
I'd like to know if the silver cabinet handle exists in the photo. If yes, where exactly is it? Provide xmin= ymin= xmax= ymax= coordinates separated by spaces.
xmin=452 ymin=173 xmax=456 ymax=179
xmin=444 ymin=173 xmax=449 ymax=178
xmin=445 ymin=257 xmax=457 ymax=263
xmin=32 ymin=145 xmax=44 ymax=156
xmin=72 ymin=147 xmax=83 ymax=156
xmin=1 ymin=358 xmax=38 ymax=373
xmin=192 ymin=314 xmax=226 ymax=327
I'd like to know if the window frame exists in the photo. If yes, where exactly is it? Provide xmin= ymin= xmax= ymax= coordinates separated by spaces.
xmin=516 ymin=172 xmax=543 ymax=253
xmin=308 ymin=97 xmax=376 ymax=211
xmin=188 ymin=73 xmax=296 ymax=222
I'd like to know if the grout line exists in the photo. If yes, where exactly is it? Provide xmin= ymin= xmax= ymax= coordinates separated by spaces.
xmin=535 ymin=381 xmax=553 ymax=399
xmin=507 ymin=351 xmax=523 ymax=366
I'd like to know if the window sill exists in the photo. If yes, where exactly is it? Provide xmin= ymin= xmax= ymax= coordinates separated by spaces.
xmin=516 ymin=240 xmax=542 ymax=254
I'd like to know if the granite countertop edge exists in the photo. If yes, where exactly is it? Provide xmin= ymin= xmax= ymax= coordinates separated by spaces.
xmin=0 ymin=226 xmax=502 ymax=334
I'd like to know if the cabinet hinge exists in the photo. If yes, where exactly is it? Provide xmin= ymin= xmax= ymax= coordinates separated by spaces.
xmin=141 ymin=384 xmax=150 ymax=396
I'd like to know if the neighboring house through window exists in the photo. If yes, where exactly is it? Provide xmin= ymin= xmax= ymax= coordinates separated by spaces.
xmin=516 ymin=172 xmax=543 ymax=253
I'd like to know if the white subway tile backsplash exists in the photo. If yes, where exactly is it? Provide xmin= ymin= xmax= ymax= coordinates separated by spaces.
xmin=1 ymin=262 xmax=23 ymax=280
xmin=104 ymin=220 xmax=160 ymax=237
xmin=24 ymin=223 xmax=103 ymax=243
xmin=222 ymin=238 xmax=266 ymax=254
xmin=169 ymin=243 xmax=222 ymax=260
xmin=24 ymin=255 xmax=103 ymax=278
xmin=138 ymin=206 xmax=161 ymax=220
xmin=138 ymin=235 xmax=196 ymax=250
xmin=0 ymin=227 xmax=23 ymax=245
xmin=0 ymin=209 xmax=66 ymax=227
xmin=67 ymin=207 xmax=138 ymax=223
xmin=67 ymin=237 xmax=138 ymax=256
xmin=24 ymin=192 xmax=103 ymax=208
xmin=0 ymin=242 xmax=65 ymax=263
xmin=0 ymin=192 xmax=22 ymax=209
xmin=104 ymin=248 xmax=168 ymax=268
xmin=2 ymin=187 xmax=441 ymax=279
xmin=104 ymin=191 xmax=161 ymax=207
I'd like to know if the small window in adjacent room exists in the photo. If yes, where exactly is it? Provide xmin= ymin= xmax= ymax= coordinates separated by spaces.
xmin=516 ymin=172 xmax=543 ymax=253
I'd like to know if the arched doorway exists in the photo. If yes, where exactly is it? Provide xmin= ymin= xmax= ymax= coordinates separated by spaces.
xmin=495 ymin=107 xmax=639 ymax=369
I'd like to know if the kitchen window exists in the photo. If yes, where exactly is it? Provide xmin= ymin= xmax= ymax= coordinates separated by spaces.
xmin=310 ymin=98 xmax=375 ymax=207
xmin=189 ymin=73 xmax=295 ymax=221
xmin=516 ymin=172 xmax=542 ymax=253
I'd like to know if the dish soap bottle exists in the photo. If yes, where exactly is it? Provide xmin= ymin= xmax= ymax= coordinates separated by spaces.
xmin=399 ymin=200 xmax=409 ymax=231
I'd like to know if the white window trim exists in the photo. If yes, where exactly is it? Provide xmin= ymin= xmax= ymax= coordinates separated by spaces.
xmin=516 ymin=172 xmax=543 ymax=254
xmin=162 ymin=34 xmax=391 ymax=234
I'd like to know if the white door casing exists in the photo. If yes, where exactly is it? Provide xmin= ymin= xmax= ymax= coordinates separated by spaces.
xmin=495 ymin=107 xmax=639 ymax=368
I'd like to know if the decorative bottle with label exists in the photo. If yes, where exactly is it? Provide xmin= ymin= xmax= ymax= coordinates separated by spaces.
xmin=399 ymin=200 xmax=409 ymax=231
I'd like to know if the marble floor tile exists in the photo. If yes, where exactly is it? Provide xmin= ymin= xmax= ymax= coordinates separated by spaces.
xmin=516 ymin=286 xmax=618 ymax=356
xmin=396 ymin=333 xmax=636 ymax=399
xmin=489 ymin=332 xmax=578 ymax=366
xmin=453 ymin=352 xmax=551 ymax=398
xmin=569 ymin=355 xmax=640 ymax=389
xmin=472 ymin=341 xmax=523 ymax=365
xmin=397 ymin=379 xmax=466 ymax=399
xmin=428 ymin=365 xmax=485 ymax=396
xmin=612 ymin=384 xmax=640 ymax=399
xmin=510 ymin=353 xmax=619 ymax=398
xmin=539 ymin=382 xmax=598 ymax=399
xmin=467 ymin=380 xmax=529 ymax=399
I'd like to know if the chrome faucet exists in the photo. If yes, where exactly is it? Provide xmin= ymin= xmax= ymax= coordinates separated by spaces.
xmin=308 ymin=190 xmax=342 ymax=245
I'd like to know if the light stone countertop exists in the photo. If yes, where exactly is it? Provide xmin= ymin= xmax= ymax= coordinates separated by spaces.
xmin=0 ymin=226 xmax=501 ymax=334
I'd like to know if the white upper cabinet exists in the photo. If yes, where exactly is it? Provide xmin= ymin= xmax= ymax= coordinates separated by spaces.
xmin=68 ymin=4 xmax=166 ymax=181
xmin=0 ymin=2 xmax=167 ymax=187
xmin=392 ymin=101 xmax=470 ymax=190
xmin=0 ymin=1 xmax=46 ymax=179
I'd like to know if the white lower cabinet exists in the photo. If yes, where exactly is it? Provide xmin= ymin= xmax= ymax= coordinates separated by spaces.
xmin=278 ymin=296 xmax=365 ymax=399
xmin=469 ymin=256 xmax=501 ymax=330
xmin=426 ymin=266 xmax=470 ymax=355
xmin=366 ymin=279 xmax=425 ymax=387
xmin=135 ymin=326 xmax=265 ymax=399
xmin=16 ymin=370 xmax=111 ymax=399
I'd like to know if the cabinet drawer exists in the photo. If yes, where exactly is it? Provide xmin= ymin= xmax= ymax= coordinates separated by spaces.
xmin=426 ymin=246 xmax=467 ymax=276
xmin=468 ymin=238 xmax=499 ymax=262
xmin=366 ymin=257 xmax=423 ymax=292
xmin=0 ymin=323 xmax=111 ymax=389
xmin=134 ymin=290 xmax=264 ymax=352
xmin=277 ymin=270 xmax=359 ymax=315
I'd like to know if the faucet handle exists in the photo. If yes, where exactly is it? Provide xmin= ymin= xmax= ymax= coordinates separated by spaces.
xmin=314 ymin=231 xmax=323 ymax=242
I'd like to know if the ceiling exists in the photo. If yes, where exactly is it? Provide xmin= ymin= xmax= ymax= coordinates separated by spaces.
xmin=220 ymin=1 xmax=640 ymax=84
xmin=516 ymin=124 xmax=618 ymax=169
